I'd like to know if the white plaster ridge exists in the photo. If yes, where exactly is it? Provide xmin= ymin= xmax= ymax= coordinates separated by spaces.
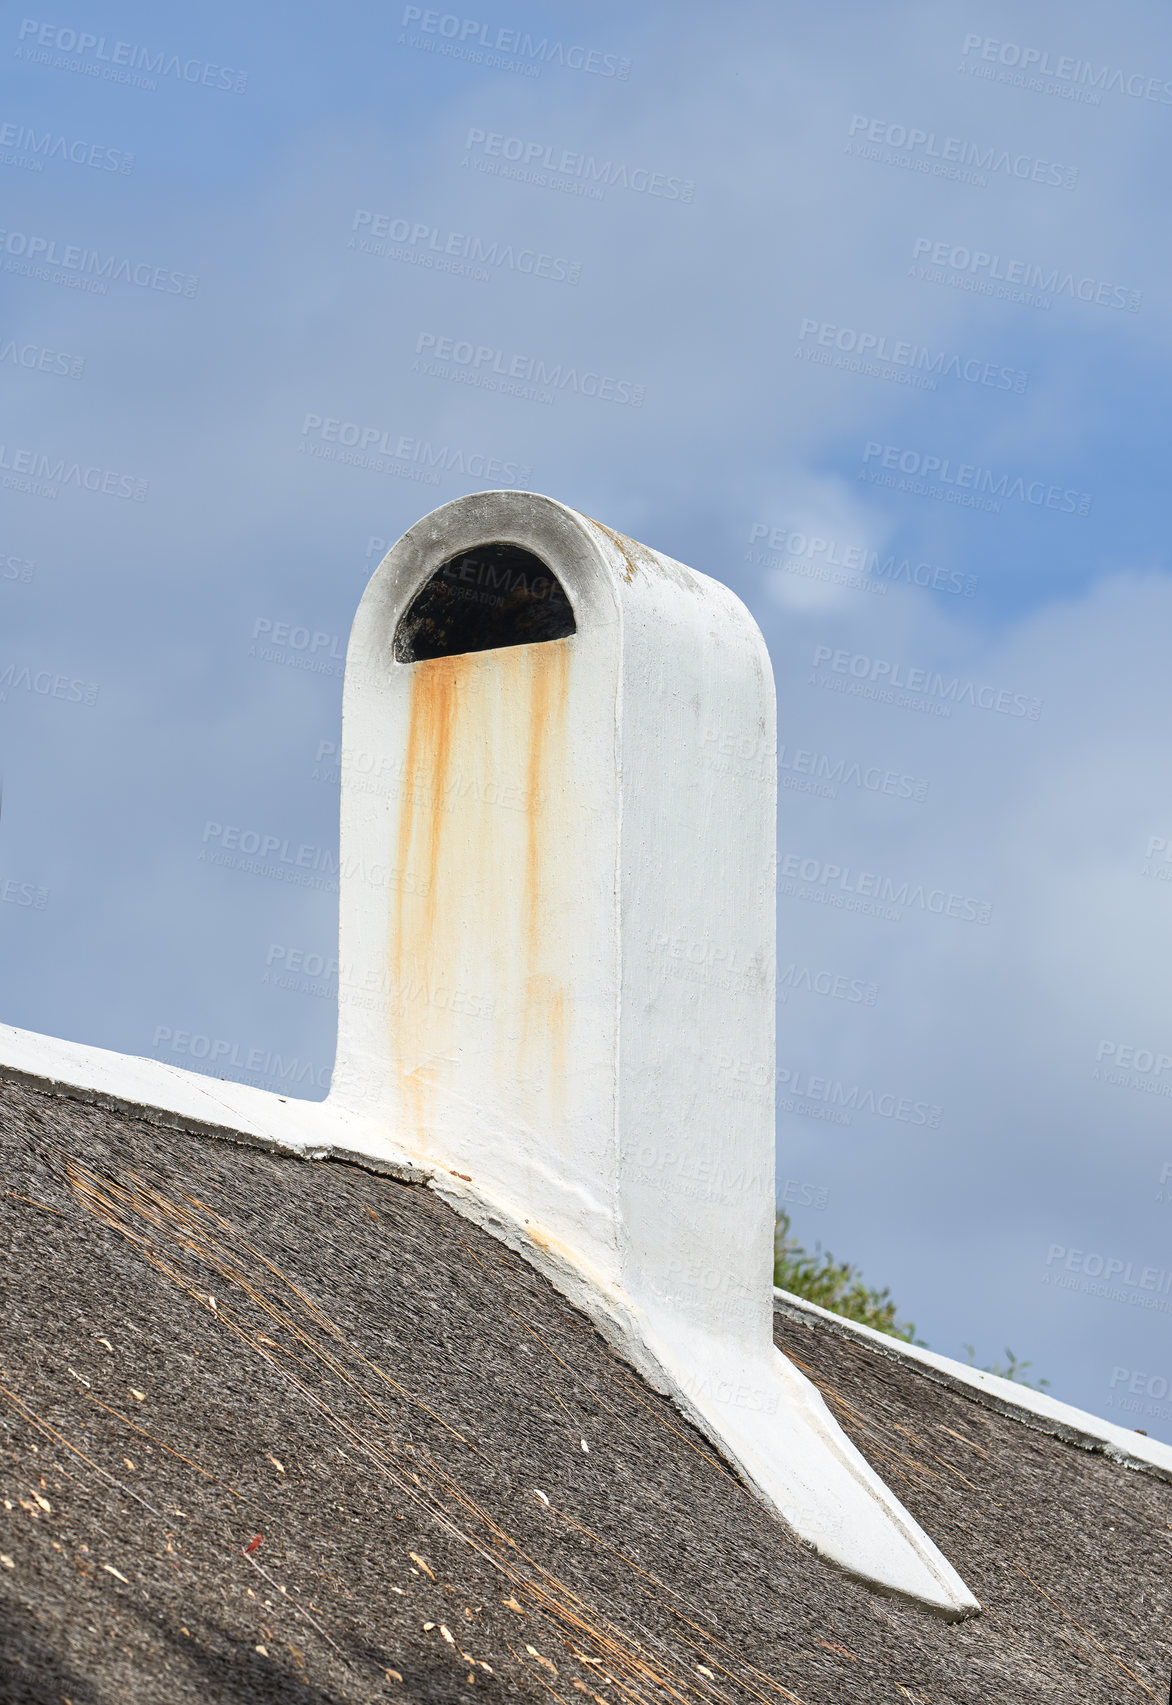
xmin=774 ymin=1287 xmax=1172 ymax=1483
xmin=0 ymin=492 xmax=983 ymax=1620
xmin=0 ymin=1021 xmax=422 ymax=1177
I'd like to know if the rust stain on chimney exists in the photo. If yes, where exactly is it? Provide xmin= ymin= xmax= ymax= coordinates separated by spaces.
xmin=395 ymin=653 xmax=460 ymax=963
xmin=520 ymin=640 xmax=570 ymax=1129
xmin=389 ymin=638 xmax=574 ymax=1144
xmin=523 ymin=639 xmax=568 ymax=955
xmin=389 ymin=651 xmax=462 ymax=1135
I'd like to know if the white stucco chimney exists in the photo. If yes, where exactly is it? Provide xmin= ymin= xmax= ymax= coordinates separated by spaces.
xmin=326 ymin=490 xmax=978 ymax=1619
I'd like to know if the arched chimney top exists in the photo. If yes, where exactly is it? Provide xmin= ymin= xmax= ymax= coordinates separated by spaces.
xmin=353 ymin=491 xmax=728 ymax=682
xmin=393 ymin=541 xmax=576 ymax=663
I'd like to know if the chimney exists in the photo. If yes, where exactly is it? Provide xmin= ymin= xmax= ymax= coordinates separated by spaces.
xmin=326 ymin=490 xmax=978 ymax=1619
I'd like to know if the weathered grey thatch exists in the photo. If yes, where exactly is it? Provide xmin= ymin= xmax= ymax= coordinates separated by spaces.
xmin=1 ymin=1073 xmax=1168 ymax=1704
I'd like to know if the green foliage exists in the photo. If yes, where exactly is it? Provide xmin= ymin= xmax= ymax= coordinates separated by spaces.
xmin=962 ymin=1345 xmax=1050 ymax=1391
xmin=771 ymin=1209 xmax=1052 ymax=1388
xmin=772 ymin=1209 xmax=920 ymax=1343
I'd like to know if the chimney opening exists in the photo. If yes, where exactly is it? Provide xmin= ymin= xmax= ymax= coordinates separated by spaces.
xmin=393 ymin=542 xmax=576 ymax=662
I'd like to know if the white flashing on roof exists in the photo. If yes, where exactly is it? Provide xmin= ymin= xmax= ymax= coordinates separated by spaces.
xmin=774 ymin=1287 xmax=1172 ymax=1482
xmin=0 ymin=1020 xmax=423 ymax=1178
xmin=0 ymin=492 xmax=979 ymax=1621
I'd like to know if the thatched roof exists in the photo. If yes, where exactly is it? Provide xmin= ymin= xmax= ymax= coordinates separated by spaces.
xmin=1 ymin=1073 xmax=1168 ymax=1703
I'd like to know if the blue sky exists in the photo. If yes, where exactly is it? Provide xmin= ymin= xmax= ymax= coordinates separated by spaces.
xmin=4 ymin=0 xmax=1172 ymax=1434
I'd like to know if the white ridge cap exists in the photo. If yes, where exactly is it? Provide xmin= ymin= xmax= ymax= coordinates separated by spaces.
xmin=774 ymin=1286 xmax=1172 ymax=1482
xmin=0 ymin=1021 xmax=423 ymax=1179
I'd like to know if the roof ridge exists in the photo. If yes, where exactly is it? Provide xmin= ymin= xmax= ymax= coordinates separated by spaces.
xmin=774 ymin=1286 xmax=1172 ymax=1483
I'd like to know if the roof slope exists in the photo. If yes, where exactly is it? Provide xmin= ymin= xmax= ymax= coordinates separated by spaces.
xmin=1 ymin=1076 xmax=1168 ymax=1705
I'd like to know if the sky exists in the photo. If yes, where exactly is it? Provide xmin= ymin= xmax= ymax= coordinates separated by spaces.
xmin=3 ymin=0 xmax=1172 ymax=1437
